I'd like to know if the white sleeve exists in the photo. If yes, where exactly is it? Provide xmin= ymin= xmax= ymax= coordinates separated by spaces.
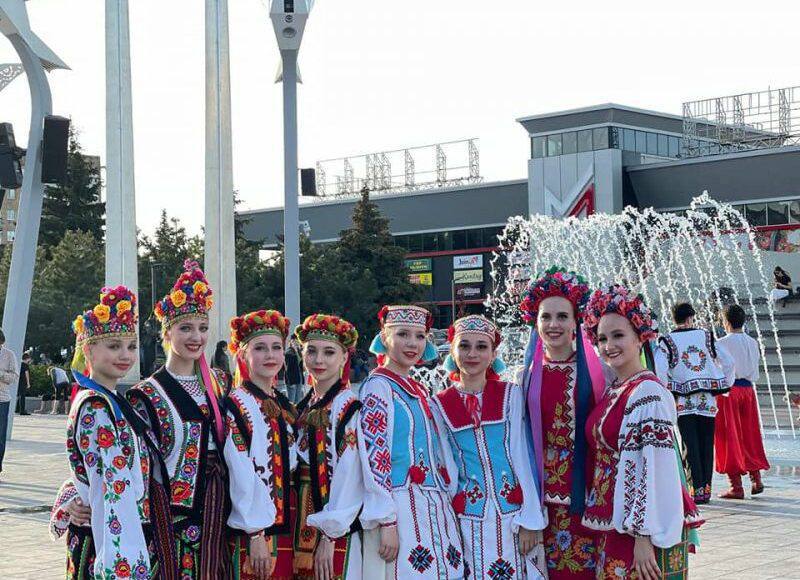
xmin=508 ymin=384 xmax=547 ymax=532
xmin=306 ymin=395 xmax=364 ymax=539
xmin=49 ymin=479 xmax=79 ymax=541
xmin=357 ymin=376 xmax=397 ymax=529
xmin=653 ymin=340 xmax=671 ymax=386
xmin=78 ymin=402 xmax=151 ymax=576
xmin=714 ymin=342 xmax=736 ymax=388
xmin=748 ymin=339 xmax=761 ymax=383
xmin=224 ymin=410 xmax=276 ymax=534
xmin=612 ymin=380 xmax=684 ymax=549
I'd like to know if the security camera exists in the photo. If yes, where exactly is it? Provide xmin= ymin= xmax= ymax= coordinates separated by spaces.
xmin=270 ymin=0 xmax=312 ymax=51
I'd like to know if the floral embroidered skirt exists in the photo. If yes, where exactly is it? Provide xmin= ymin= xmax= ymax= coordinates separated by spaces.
xmin=595 ymin=529 xmax=688 ymax=579
xmin=543 ymin=504 xmax=597 ymax=579
xmin=66 ymin=523 xmax=159 ymax=579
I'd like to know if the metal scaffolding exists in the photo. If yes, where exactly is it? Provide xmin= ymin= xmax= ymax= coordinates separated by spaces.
xmin=682 ymin=86 xmax=800 ymax=157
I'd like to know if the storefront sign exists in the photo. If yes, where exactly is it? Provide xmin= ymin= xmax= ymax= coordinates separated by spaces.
xmin=409 ymin=272 xmax=433 ymax=286
xmin=453 ymin=269 xmax=483 ymax=284
xmin=455 ymin=283 xmax=483 ymax=299
xmin=405 ymin=258 xmax=432 ymax=272
xmin=453 ymin=254 xmax=483 ymax=270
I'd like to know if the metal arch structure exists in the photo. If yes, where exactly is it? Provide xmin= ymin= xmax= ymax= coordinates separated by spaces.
xmin=0 ymin=0 xmax=69 ymax=439
xmin=0 ymin=62 xmax=22 ymax=92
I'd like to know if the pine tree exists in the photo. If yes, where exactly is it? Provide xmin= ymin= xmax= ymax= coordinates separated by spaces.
xmin=39 ymin=128 xmax=105 ymax=251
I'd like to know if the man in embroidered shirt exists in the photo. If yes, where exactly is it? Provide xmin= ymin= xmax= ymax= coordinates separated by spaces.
xmin=0 ymin=329 xmax=20 ymax=476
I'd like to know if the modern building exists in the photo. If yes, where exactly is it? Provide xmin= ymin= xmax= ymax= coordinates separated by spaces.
xmin=238 ymin=89 xmax=800 ymax=327
xmin=0 ymin=185 xmax=20 ymax=244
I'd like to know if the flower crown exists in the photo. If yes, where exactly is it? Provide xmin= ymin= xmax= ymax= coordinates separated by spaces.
xmin=447 ymin=315 xmax=501 ymax=347
xmin=229 ymin=309 xmax=291 ymax=355
xmin=295 ymin=313 xmax=358 ymax=351
xmin=378 ymin=304 xmax=433 ymax=331
xmin=583 ymin=284 xmax=659 ymax=344
xmin=154 ymin=259 xmax=214 ymax=327
xmin=519 ymin=266 xmax=590 ymax=325
xmin=73 ymin=285 xmax=138 ymax=344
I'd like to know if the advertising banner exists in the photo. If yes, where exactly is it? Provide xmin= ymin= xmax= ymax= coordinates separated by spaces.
xmin=405 ymin=258 xmax=432 ymax=272
xmin=453 ymin=269 xmax=483 ymax=284
xmin=453 ymin=254 xmax=483 ymax=270
xmin=409 ymin=272 xmax=433 ymax=286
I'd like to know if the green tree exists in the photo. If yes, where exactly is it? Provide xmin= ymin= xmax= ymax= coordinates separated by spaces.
xmin=39 ymin=128 xmax=105 ymax=250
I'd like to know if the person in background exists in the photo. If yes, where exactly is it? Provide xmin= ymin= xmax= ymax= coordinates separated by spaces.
xmin=212 ymin=339 xmax=232 ymax=391
xmin=0 ymin=329 xmax=19 ymax=478
xmin=283 ymin=337 xmax=304 ymax=404
xmin=714 ymin=304 xmax=770 ymax=499
xmin=16 ymin=351 xmax=31 ymax=416
xmin=770 ymin=266 xmax=793 ymax=306
xmin=658 ymin=302 xmax=734 ymax=504
xmin=49 ymin=365 xmax=71 ymax=415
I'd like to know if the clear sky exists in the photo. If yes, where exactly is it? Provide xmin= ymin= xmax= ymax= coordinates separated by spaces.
xmin=1 ymin=0 xmax=798 ymax=236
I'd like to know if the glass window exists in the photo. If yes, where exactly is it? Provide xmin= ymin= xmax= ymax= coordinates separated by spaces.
xmin=745 ymin=204 xmax=767 ymax=227
xmin=646 ymin=132 xmax=658 ymax=155
xmin=577 ymin=130 xmax=592 ymax=152
xmin=592 ymin=128 xmax=609 ymax=150
xmin=657 ymin=134 xmax=669 ymax=157
xmin=6 ymin=210 xmax=14 ymax=221
xmin=623 ymin=129 xmax=636 ymax=152
xmin=532 ymin=137 xmax=545 ymax=159
xmin=546 ymin=134 xmax=562 ymax=157
xmin=439 ymin=230 xmax=453 ymax=250
xmin=7 ymin=189 xmax=14 ymax=199
xmin=789 ymin=201 xmax=800 ymax=223
xmin=767 ymin=202 xmax=789 ymax=225
xmin=407 ymin=234 xmax=423 ymax=253
xmin=562 ymin=132 xmax=577 ymax=155
xmin=453 ymin=229 xmax=468 ymax=250
xmin=635 ymin=131 xmax=647 ymax=153
xmin=6 ymin=231 xmax=13 ymax=242
xmin=466 ymin=228 xmax=483 ymax=248
xmin=422 ymin=232 xmax=438 ymax=252
xmin=669 ymin=136 xmax=680 ymax=157
xmin=610 ymin=127 xmax=621 ymax=149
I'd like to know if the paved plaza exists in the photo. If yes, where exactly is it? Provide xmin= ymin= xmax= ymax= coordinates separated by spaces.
xmin=1 ymin=415 xmax=799 ymax=579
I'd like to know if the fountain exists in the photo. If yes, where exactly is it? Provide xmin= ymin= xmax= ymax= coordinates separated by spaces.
xmin=486 ymin=192 xmax=796 ymax=439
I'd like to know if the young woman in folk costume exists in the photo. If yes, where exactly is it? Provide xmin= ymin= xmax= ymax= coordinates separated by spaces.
xmin=224 ymin=309 xmax=298 ymax=580
xmin=358 ymin=305 xmax=465 ymax=579
xmin=432 ymin=315 xmax=547 ymax=579
xmin=293 ymin=314 xmax=365 ymax=579
xmin=55 ymin=286 xmax=178 ymax=579
xmin=518 ymin=267 xmax=607 ymax=578
xmin=581 ymin=285 xmax=703 ymax=580
xmin=124 ymin=260 xmax=275 ymax=578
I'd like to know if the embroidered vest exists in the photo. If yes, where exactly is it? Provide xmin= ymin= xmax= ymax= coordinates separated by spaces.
xmin=660 ymin=329 xmax=728 ymax=396
xmin=434 ymin=381 xmax=521 ymax=519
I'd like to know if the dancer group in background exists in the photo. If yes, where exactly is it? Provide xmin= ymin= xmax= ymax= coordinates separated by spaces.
xmin=518 ymin=267 xmax=605 ymax=578
xmin=358 ymin=305 xmax=465 ymax=579
xmin=433 ymin=315 xmax=546 ymax=579
xmin=225 ymin=309 xmax=294 ymax=579
xmin=714 ymin=304 xmax=770 ymax=499
xmin=293 ymin=314 xmax=364 ymax=579
xmin=582 ymin=285 xmax=702 ymax=580
xmin=658 ymin=302 xmax=734 ymax=503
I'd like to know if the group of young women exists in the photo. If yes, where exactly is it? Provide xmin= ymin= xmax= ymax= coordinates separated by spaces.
xmin=49 ymin=261 xmax=703 ymax=579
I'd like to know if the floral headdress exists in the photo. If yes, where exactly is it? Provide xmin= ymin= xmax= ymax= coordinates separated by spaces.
xmin=370 ymin=304 xmax=437 ymax=362
xmin=73 ymin=285 xmax=138 ymax=345
xmin=154 ymin=259 xmax=214 ymax=328
xmin=583 ymin=284 xmax=659 ymax=344
xmin=229 ymin=309 xmax=291 ymax=355
xmin=443 ymin=315 xmax=506 ymax=379
xmin=295 ymin=313 xmax=358 ymax=351
xmin=519 ymin=266 xmax=591 ymax=324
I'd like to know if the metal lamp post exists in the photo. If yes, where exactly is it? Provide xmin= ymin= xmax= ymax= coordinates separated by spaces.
xmin=269 ymin=0 xmax=311 ymax=326
xmin=0 ymin=0 xmax=68 ymax=438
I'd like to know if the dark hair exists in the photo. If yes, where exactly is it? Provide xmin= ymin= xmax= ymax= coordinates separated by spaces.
xmin=723 ymin=304 xmax=746 ymax=329
xmin=0 ymin=329 xmax=4 ymax=344
xmin=22 ymin=352 xmax=31 ymax=360
xmin=215 ymin=340 xmax=227 ymax=352
xmin=671 ymin=302 xmax=696 ymax=324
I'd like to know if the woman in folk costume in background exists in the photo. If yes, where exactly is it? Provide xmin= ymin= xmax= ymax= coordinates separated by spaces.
xmin=432 ymin=315 xmax=547 ymax=579
xmin=293 ymin=314 xmax=364 ymax=579
xmin=124 ymin=259 xmax=273 ymax=578
xmin=225 ymin=309 xmax=295 ymax=579
xmin=57 ymin=286 xmax=178 ymax=578
xmin=518 ymin=267 xmax=606 ymax=578
xmin=358 ymin=305 xmax=465 ymax=579
xmin=581 ymin=285 xmax=703 ymax=580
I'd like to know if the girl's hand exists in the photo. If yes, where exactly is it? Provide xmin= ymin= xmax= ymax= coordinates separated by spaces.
xmin=633 ymin=535 xmax=661 ymax=580
xmin=518 ymin=527 xmax=542 ymax=555
xmin=246 ymin=534 xmax=272 ymax=579
xmin=379 ymin=524 xmax=399 ymax=562
xmin=314 ymin=536 xmax=335 ymax=580
xmin=66 ymin=497 xmax=92 ymax=526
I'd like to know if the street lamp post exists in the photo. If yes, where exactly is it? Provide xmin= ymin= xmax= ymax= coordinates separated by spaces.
xmin=269 ymin=0 xmax=311 ymax=326
xmin=0 ymin=0 xmax=68 ymax=439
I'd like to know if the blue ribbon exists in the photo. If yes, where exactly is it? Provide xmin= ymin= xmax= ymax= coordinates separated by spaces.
xmin=571 ymin=325 xmax=592 ymax=515
xmin=71 ymin=369 xmax=124 ymax=421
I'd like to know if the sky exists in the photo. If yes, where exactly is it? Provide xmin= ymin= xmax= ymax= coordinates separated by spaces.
xmin=1 ymin=0 xmax=799 ymax=236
